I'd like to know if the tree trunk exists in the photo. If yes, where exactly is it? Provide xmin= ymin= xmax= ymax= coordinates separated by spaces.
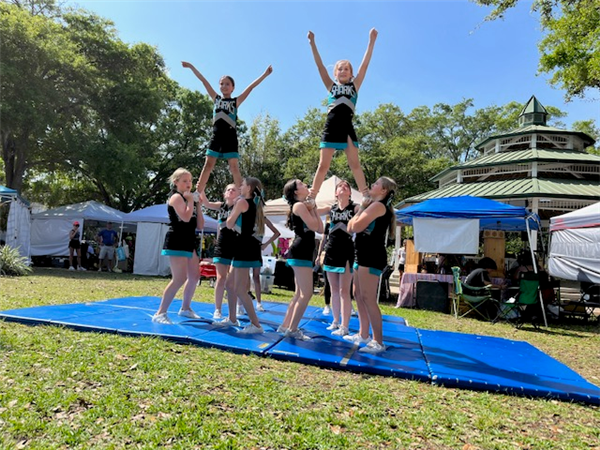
xmin=1 ymin=129 xmax=27 ymax=191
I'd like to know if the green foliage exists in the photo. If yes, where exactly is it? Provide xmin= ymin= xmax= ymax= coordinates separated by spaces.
xmin=0 ymin=245 xmax=32 ymax=276
xmin=572 ymin=120 xmax=600 ymax=155
xmin=473 ymin=0 xmax=600 ymax=100
xmin=1 ymin=269 xmax=600 ymax=448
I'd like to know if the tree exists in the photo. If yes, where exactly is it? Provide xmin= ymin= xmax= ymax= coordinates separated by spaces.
xmin=0 ymin=2 xmax=88 ymax=191
xmin=473 ymin=0 xmax=600 ymax=100
xmin=239 ymin=114 xmax=287 ymax=201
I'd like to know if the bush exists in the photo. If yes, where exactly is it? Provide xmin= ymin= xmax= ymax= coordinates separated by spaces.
xmin=0 ymin=245 xmax=32 ymax=276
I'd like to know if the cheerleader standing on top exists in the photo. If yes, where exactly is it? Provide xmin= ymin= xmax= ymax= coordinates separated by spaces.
xmin=279 ymin=179 xmax=324 ymax=340
xmin=181 ymin=61 xmax=273 ymax=192
xmin=346 ymin=176 xmax=396 ymax=354
xmin=307 ymin=29 xmax=378 ymax=200
xmin=153 ymin=168 xmax=205 ymax=324
xmin=199 ymin=184 xmax=240 ymax=320
xmin=317 ymin=179 xmax=359 ymax=336
xmin=214 ymin=177 xmax=266 ymax=334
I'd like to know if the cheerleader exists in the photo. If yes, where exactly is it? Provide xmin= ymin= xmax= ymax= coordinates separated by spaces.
xmin=346 ymin=177 xmax=396 ymax=354
xmin=153 ymin=168 xmax=204 ymax=324
xmin=279 ymin=179 xmax=324 ymax=340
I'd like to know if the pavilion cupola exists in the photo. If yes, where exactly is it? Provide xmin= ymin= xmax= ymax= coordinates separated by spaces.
xmin=518 ymin=95 xmax=548 ymax=127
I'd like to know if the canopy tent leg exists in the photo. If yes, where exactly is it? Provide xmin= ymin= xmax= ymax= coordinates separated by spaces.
xmin=527 ymin=216 xmax=548 ymax=327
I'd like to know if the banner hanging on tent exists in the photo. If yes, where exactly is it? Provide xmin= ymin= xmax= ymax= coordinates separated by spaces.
xmin=414 ymin=218 xmax=480 ymax=254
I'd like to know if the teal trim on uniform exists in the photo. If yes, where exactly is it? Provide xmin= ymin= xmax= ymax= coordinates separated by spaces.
xmin=287 ymin=259 xmax=313 ymax=268
xmin=353 ymin=262 xmax=381 ymax=277
xmin=206 ymin=150 xmax=239 ymax=160
xmin=213 ymin=257 xmax=232 ymax=266
xmin=320 ymin=141 xmax=360 ymax=150
xmin=161 ymin=249 xmax=194 ymax=258
xmin=324 ymin=264 xmax=352 ymax=274
xmin=368 ymin=267 xmax=383 ymax=276
xmin=232 ymin=260 xmax=261 ymax=269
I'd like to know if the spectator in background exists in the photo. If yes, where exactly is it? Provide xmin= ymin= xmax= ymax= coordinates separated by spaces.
xmin=68 ymin=221 xmax=86 ymax=271
xmin=97 ymin=222 xmax=118 ymax=272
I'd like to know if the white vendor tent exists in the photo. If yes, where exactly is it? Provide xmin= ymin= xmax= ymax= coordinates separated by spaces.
xmin=263 ymin=175 xmax=364 ymax=239
xmin=0 ymin=185 xmax=31 ymax=260
xmin=548 ymin=202 xmax=600 ymax=284
xmin=30 ymin=201 xmax=125 ymax=256
xmin=123 ymin=204 xmax=218 ymax=276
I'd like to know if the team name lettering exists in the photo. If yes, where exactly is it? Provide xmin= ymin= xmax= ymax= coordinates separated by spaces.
xmin=331 ymin=84 xmax=355 ymax=97
xmin=215 ymin=98 xmax=236 ymax=114
xmin=331 ymin=209 xmax=354 ymax=222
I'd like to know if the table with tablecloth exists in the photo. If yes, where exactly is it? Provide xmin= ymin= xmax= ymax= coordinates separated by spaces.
xmin=395 ymin=272 xmax=505 ymax=309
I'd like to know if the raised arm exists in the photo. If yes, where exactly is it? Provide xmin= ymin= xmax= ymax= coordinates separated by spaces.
xmin=347 ymin=200 xmax=385 ymax=234
xmin=196 ymin=208 xmax=205 ymax=231
xmin=199 ymin=191 xmax=223 ymax=211
xmin=182 ymin=61 xmax=218 ymax=101
xmin=226 ymin=198 xmax=249 ymax=230
xmin=293 ymin=201 xmax=324 ymax=233
xmin=353 ymin=28 xmax=378 ymax=91
xmin=170 ymin=191 xmax=195 ymax=223
xmin=237 ymin=65 xmax=273 ymax=107
xmin=308 ymin=31 xmax=334 ymax=90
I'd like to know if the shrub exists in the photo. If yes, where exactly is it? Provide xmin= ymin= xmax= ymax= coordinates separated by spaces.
xmin=0 ymin=245 xmax=32 ymax=276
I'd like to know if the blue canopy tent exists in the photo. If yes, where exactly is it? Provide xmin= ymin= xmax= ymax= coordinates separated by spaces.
xmin=395 ymin=196 xmax=539 ymax=231
xmin=395 ymin=196 xmax=546 ymax=325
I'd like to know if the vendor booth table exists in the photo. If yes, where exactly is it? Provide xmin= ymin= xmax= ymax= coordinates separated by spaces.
xmin=396 ymin=272 xmax=505 ymax=310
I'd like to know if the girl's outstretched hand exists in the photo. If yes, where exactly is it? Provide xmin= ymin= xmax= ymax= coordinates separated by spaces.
xmin=182 ymin=61 xmax=193 ymax=69
xmin=369 ymin=28 xmax=378 ymax=41
xmin=307 ymin=31 xmax=315 ymax=44
xmin=265 ymin=65 xmax=273 ymax=76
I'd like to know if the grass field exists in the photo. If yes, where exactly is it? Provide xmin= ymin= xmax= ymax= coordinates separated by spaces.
xmin=1 ymin=268 xmax=599 ymax=449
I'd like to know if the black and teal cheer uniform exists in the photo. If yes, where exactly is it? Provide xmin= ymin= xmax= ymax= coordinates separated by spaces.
xmin=287 ymin=212 xmax=316 ymax=268
xmin=207 ymin=95 xmax=238 ymax=159
xmin=162 ymin=192 xmax=199 ymax=258
xmin=213 ymin=203 xmax=237 ymax=266
xmin=231 ymin=200 xmax=262 ymax=269
xmin=323 ymin=202 xmax=356 ymax=273
xmin=320 ymin=81 xmax=359 ymax=150
xmin=353 ymin=201 xmax=392 ymax=276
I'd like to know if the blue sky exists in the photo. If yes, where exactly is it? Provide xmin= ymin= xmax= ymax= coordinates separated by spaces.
xmin=69 ymin=0 xmax=599 ymax=132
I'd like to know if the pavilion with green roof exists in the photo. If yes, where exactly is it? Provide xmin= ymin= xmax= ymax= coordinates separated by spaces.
xmin=399 ymin=96 xmax=600 ymax=221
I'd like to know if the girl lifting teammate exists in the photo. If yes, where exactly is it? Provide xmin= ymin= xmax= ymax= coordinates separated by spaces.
xmin=317 ymin=179 xmax=359 ymax=336
xmin=346 ymin=176 xmax=396 ymax=354
xmin=199 ymin=184 xmax=240 ymax=320
xmin=307 ymin=28 xmax=378 ymax=200
xmin=181 ymin=61 xmax=273 ymax=192
xmin=279 ymin=179 xmax=324 ymax=340
xmin=153 ymin=168 xmax=205 ymax=324
xmin=214 ymin=177 xmax=266 ymax=334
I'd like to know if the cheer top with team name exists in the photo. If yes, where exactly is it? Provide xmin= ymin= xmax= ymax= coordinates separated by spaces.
xmin=326 ymin=82 xmax=358 ymax=117
xmin=213 ymin=95 xmax=238 ymax=131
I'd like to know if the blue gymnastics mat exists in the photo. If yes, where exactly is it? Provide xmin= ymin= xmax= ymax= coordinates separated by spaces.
xmin=1 ymin=296 xmax=598 ymax=405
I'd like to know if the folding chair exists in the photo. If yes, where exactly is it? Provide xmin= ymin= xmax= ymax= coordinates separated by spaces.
xmin=560 ymin=283 xmax=600 ymax=323
xmin=451 ymin=266 xmax=495 ymax=320
xmin=495 ymin=271 xmax=541 ymax=329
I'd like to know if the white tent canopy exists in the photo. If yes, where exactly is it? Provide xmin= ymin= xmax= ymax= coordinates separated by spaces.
xmin=263 ymin=175 xmax=364 ymax=240
xmin=123 ymin=203 xmax=218 ymax=276
xmin=1 ymin=185 xmax=31 ymax=260
xmin=548 ymin=202 xmax=600 ymax=284
xmin=30 ymin=201 xmax=125 ymax=256
xmin=264 ymin=175 xmax=364 ymax=216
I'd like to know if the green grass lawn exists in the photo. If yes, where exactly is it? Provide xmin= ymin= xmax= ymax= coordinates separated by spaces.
xmin=1 ymin=268 xmax=599 ymax=449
